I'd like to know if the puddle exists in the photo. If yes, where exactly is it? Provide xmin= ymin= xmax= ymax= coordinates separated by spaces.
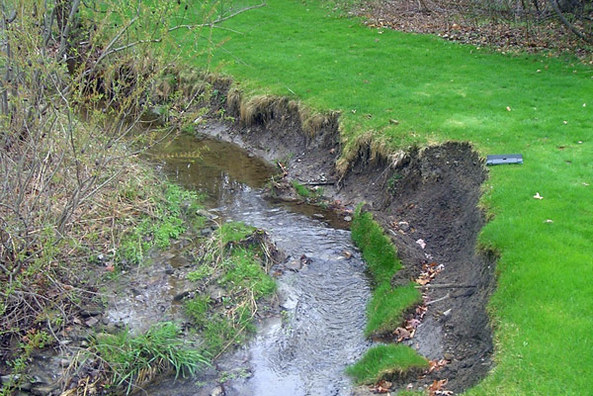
xmin=119 ymin=133 xmax=373 ymax=395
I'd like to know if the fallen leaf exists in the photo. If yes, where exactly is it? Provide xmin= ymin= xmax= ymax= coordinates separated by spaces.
xmin=394 ymin=327 xmax=411 ymax=341
xmin=533 ymin=192 xmax=544 ymax=200
xmin=372 ymin=379 xmax=392 ymax=393
xmin=428 ymin=379 xmax=451 ymax=396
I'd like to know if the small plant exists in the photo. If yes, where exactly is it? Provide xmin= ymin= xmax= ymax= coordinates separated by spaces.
xmin=221 ymin=247 xmax=277 ymax=298
xmin=92 ymin=322 xmax=209 ymax=394
xmin=185 ymin=295 xmax=212 ymax=325
xmin=217 ymin=222 xmax=256 ymax=245
xmin=187 ymin=265 xmax=213 ymax=282
xmin=291 ymin=180 xmax=312 ymax=198
xmin=116 ymin=182 xmax=203 ymax=266
xmin=387 ymin=172 xmax=402 ymax=194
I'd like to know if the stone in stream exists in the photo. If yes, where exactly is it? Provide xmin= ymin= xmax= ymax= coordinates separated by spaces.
xmin=285 ymin=259 xmax=302 ymax=272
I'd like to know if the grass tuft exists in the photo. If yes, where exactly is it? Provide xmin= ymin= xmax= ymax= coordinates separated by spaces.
xmin=93 ymin=322 xmax=209 ymax=394
xmin=346 ymin=344 xmax=428 ymax=384
xmin=351 ymin=208 xmax=402 ymax=282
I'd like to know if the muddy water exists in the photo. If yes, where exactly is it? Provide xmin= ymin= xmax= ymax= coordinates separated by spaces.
xmin=149 ymin=133 xmax=372 ymax=395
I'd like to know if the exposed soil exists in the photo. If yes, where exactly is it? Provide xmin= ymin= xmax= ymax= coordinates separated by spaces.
xmin=201 ymin=94 xmax=496 ymax=393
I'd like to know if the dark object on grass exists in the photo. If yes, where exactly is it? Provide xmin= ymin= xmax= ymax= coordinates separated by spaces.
xmin=486 ymin=154 xmax=523 ymax=166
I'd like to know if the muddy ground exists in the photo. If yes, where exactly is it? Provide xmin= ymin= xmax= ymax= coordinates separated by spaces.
xmin=200 ymin=95 xmax=496 ymax=393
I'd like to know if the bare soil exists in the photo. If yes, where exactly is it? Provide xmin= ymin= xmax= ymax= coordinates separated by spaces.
xmin=202 ymin=95 xmax=496 ymax=393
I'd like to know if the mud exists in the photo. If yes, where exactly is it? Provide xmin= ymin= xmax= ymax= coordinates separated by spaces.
xmin=200 ymin=96 xmax=495 ymax=393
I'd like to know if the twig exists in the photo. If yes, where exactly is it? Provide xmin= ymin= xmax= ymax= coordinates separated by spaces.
xmin=417 ymin=283 xmax=477 ymax=289
xmin=426 ymin=293 xmax=450 ymax=305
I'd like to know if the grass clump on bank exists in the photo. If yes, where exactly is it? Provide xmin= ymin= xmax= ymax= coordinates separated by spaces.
xmin=184 ymin=221 xmax=277 ymax=357
xmin=350 ymin=207 xmax=424 ymax=381
xmin=346 ymin=344 xmax=428 ymax=385
xmin=351 ymin=208 xmax=422 ymax=336
xmin=92 ymin=322 xmax=208 ymax=394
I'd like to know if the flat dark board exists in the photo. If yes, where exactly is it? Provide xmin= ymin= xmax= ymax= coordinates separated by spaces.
xmin=486 ymin=154 xmax=523 ymax=166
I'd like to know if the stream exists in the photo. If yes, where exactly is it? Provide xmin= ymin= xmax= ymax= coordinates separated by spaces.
xmin=120 ymin=132 xmax=372 ymax=395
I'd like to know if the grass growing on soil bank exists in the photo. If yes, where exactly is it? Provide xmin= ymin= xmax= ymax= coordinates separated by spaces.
xmin=184 ymin=222 xmax=277 ymax=357
xmin=345 ymin=344 xmax=428 ymax=385
xmin=167 ymin=0 xmax=593 ymax=393
xmin=351 ymin=209 xmax=421 ymax=336
xmin=350 ymin=208 xmax=424 ymax=382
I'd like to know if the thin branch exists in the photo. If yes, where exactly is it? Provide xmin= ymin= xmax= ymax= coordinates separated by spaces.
xmin=57 ymin=0 xmax=82 ymax=59
xmin=548 ymin=0 xmax=593 ymax=43
xmin=168 ymin=2 xmax=266 ymax=31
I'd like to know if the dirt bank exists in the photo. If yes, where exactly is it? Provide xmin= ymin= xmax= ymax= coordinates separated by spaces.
xmin=200 ymin=94 xmax=496 ymax=393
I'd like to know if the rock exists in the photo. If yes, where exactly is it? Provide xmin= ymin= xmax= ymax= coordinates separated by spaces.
xmin=342 ymin=250 xmax=352 ymax=259
xmin=59 ymin=358 xmax=71 ymax=367
xmin=164 ymin=265 xmax=175 ymax=275
xmin=398 ymin=221 xmax=410 ymax=232
xmin=80 ymin=305 xmax=103 ymax=318
xmin=285 ymin=259 xmax=302 ymax=272
xmin=415 ymin=239 xmax=426 ymax=249
xmin=31 ymin=383 xmax=60 ymax=395
xmin=210 ymin=385 xmax=224 ymax=396
xmin=197 ymin=209 xmax=219 ymax=221
xmin=312 ymin=213 xmax=324 ymax=219
xmin=173 ymin=291 xmax=190 ymax=301
xmin=208 ymin=287 xmax=225 ymax=301
xmin=85 ymin=317 xmax=99 ymax=327
xmin=343 ymin=215 xmax=352 ymax=222
xmin=201 ymin=227 xmax=213 ymax=236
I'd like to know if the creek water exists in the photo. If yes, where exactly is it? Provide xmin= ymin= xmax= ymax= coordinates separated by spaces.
xmin=144 ymin=133 xmax=372 ymax=395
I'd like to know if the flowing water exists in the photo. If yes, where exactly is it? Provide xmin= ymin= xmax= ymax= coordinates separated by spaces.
xmin=142 ymin=133 xmax=372 ymax=395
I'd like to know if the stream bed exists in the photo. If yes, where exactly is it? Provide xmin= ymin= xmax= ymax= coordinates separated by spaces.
xmin=138 ymin=133 xmax=373 ymax=395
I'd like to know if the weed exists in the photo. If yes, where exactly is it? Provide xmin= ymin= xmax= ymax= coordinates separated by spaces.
xmin=185 ymin=295 xmax=212 ymax=325
xmin=291 ymin=180 xmax=312 ymax=198
xmin=387 ymin=172 xmax=402 ymax=193
xmin=216 ymin=221 xmax=256 ymax=245
xmin=92 ymin=322 xmax=209 ymax=394
xmin=187 ymin=265 xmax=213 ymax=282
xmin=221 ymin=247 xmax=276 ymax=299
xmin=116 ymin=182 xmax=202 ymax=266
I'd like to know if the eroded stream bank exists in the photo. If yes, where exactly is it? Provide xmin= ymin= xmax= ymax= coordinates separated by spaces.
xmin=199 ymin=101 xmax=495 ymax=393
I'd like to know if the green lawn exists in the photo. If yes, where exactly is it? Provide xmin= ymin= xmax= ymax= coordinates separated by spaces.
xmin=170 ymin=1 xmax=593 ymax=394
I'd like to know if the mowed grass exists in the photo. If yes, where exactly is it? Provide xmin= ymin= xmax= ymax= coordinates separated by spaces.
xmin=168 ymin=1 xmax=593 ymax=394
